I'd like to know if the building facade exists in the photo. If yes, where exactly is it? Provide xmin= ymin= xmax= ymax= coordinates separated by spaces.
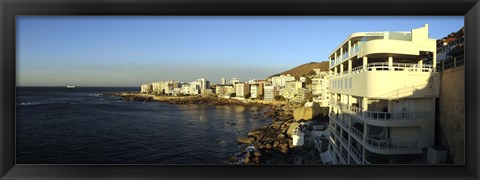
xmin=271 ymin=74 xmax=295 ymax=87
xmin=312 ymin=71 xmax=330 ymax=107
xmin=264 ymin=85 xmax=278 ymax=101
xmin=230 ymin=78 xmax=240 ymax=85
xmin=326 ymin=24 xmax=440 ymax=164
xmin=235 ymin=83 xmax=251 ymax=98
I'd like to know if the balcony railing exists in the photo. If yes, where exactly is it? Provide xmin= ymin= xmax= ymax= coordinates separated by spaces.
xmin=350 ymin=126 xmax=364 ymax=140
xmin=349 ymin=144 xmax=363 ymax=163
xmin=332 ymin=62 xmax=434 ymax=77
xmin=340 ymin=135 xmax=349 ymax=147
xmin=332 ymin=101 xmax=431 ymax=121
xmin=365 ymin=136 xmax=418 ymax=150
xmin=341 ymin=151 xmax=349 ymax=163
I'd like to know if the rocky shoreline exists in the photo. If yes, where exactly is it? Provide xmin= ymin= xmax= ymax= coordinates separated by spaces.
xmin=106 ymin=92 xmax=324 ymax=164
xmin=106 ymin=92 xmax=287 ymax=107
xmin=231 ymin=103 xmax=325 ymax=164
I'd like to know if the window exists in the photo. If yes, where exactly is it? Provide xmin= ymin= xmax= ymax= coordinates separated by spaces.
xmin=349 ymin=78 xmax=352 ymax=88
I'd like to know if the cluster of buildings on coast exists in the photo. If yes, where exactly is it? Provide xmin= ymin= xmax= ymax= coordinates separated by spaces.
xmin=140 ymin=24 xmax=464 ymax=165
xmin=140 ymin=70 xmax=330 ymax=105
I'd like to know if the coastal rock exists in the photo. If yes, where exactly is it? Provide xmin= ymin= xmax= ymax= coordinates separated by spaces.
xmin=265 ymin=143 xmax=273 ymax=149
xmin=280 ymin=123 xmax=290 ymax=134
xmin=272 ymin=121 xmax=284 ymax=131
xmin=248 ymin=129 xmax=266 ymax=142
xmin=286 ymin=122 xmax=301 ymax=137
xmin=262 ymin=129 xmax=278 ymax=142
xmin=237 ymin=137 xmax=255 ymax=144
xmin=293 ymin=107 xmax=314 ymax=121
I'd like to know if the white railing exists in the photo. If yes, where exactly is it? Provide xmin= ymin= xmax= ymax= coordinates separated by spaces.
xmin=340 ymin=135 xmax=349 ymax=147
xmin=350 ymin=126 xmax=364 ymax=140
xmin=341 ymin=151 xmax=349 ymax=163
xmin=332 ymin=101 xmax=431 ymax=121
xmin=349 ymin=145 xmax=363 ymax=162
xmin=331 ymin=62 xmax=434 ymax=77
xmin=365 ymin=136 xmax=418 ymax=150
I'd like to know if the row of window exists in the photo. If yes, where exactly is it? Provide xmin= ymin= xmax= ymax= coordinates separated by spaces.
xmin=332 ymin=78 xmax=353 ymax=89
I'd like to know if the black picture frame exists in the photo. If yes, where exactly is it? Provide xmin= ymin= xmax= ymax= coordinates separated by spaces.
xmin=1 ymin=0 xmax=479 ymax=179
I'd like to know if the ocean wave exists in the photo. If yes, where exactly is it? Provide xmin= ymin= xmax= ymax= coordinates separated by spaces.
xmin=16 ymin=102 xmax=40 ymax=106
xmin=88 ymin=93 xmax=103 ymax=97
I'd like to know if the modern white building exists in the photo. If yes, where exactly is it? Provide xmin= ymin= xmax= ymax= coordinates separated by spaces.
xmin=312 ymin=71 xmax=330 ymax=107
xmin=264 ymin=85 xmax=278 ymax=101
xmin=235 ymin=83 xmax=250 ymax=98
xmin=250 ymin=84 xmax=259 ymax=99
xmin=271 ymin=74 xmax=295 ymax=87
xmin=279 ymin=80 xmax=305 ymax=101
xmin=221 ymin=78 xmax=226 ymax=85
xmin=326 ymin=24 xmax=440 ymax=164
xmin=230 ymin=78 xmax=240 ymax=85
xmin=141 ymin=83 xmax=153 ymax=94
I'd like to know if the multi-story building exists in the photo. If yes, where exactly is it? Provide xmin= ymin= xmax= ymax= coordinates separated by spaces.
xmin=250 ymin=84 xmax=260 ymax=99
xmin=215 ymin=85 xmax=235 ymax=97
xmin=141 ymin=83 xmax=153 ymax=94
xmin=270 ymin=74 xmax=296 ymax=87
xmin=326 ymin=24 xmax=440 ymax=164
xmin=230 ymin=78 xmax=240 ymax=85
xmin=180 ymin=83 xmax=200 ymax=95
xmin=235 ymin=83 xmax=250 ymax=98
xmin=221 ymin=78 xmax=226 ymax=85
xmin=152 ymin=81 xmax=165 ymax=95
xmin=264 ymin=85 xmax=278 ymax=101
xmin=280 ymin=80 xmax=305 ymax=101
xmin=312 ymin=71 xmax=330 ymax=107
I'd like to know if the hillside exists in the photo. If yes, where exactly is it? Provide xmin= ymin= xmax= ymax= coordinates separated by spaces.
xmin=269 ymin=61 xmax=329 ymax=79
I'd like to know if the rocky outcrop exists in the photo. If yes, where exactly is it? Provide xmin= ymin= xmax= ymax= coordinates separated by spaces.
xmin=293 ymin=107 xmax=314 ymax=121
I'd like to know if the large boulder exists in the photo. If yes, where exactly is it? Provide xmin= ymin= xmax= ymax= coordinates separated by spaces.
xmin=237 ymin=137 xmax=255 ymax=144
xmin=286 ymin=122 xmax=300 ymax=137
xmin=248 ymin=129 xmax=267 ymax=141
xmin=293 ymin=107 xmax=314 ymax=121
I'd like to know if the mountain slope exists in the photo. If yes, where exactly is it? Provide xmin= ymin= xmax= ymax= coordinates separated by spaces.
xmin=269 ymin=61 xmax=329 ymax=78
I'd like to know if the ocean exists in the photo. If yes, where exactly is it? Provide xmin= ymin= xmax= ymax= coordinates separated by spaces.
xmin=16 ymin=87 xmax=272 ymax=164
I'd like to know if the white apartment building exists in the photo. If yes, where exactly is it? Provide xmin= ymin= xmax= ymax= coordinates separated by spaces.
xmin=312 ymin=71 xmax=330 ymax=107
xmin=279 ymin=80 xmax=304 ymax=101
xmin=271 ymin=74 xmax=295 ymax=87
xmin=264 ymin=85 xmax=278 ymax=101
xmin=235 ymin=83 xmax=250 ymax=98
xmin=152 ymin=81 xmax=165 ymax=95
xmin=141 ymin=83 xmax=153 ymax=94
xmin=230 ymin=78 xmax=240 ymax=85
xmin=221 ymin=78 xmax=226 ymax=85
xmin=250 ymin=84 xmax=259 ymax=99
xmin=326 ymin=24 xmax=440 ymax=164
xmin=215 ymin=85 xmax=235 ymax=97
xmin=180 ymin=83 xmax=200 ymax=95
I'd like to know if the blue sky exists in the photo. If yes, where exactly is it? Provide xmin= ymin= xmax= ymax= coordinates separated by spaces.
xmin=17 ymin=16 xmax=463 ymax=87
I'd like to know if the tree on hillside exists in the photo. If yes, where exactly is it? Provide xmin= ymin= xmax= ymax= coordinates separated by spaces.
xmin=307 ymin=69 xmax=317 ymax=76
xmin=305 ymin=77 xmax=313 ymax=85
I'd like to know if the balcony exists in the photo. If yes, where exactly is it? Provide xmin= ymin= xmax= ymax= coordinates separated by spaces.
xmin=349 ymin=144 xmax=363 ymax=163
xmin=365 ymin=136 xmax=418 ymax=150
xmin=340 ymin=135 xmax=349 ymax=147
xmin=332 ymin=101 xmax=431 ymax=121
xmin=333 ymin=62 xmax=434 ymax=78
xmin=349 ymin=126 xmax=364 ymax=140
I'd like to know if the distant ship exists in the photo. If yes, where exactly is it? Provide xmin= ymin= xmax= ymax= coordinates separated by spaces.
xmin=66 ymin=85 xmax=76 ymax=89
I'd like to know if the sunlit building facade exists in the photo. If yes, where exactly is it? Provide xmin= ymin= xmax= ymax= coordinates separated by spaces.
xmin=327 ymin=24 xmax=440 ymax=164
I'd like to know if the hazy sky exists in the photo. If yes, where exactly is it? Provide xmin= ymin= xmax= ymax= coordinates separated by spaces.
xmin=17 ymin=16 xmax=463 ymax=87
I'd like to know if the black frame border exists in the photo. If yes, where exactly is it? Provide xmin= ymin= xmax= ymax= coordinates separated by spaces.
xmin=1 ymin=0 xmax=479 ymax=179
